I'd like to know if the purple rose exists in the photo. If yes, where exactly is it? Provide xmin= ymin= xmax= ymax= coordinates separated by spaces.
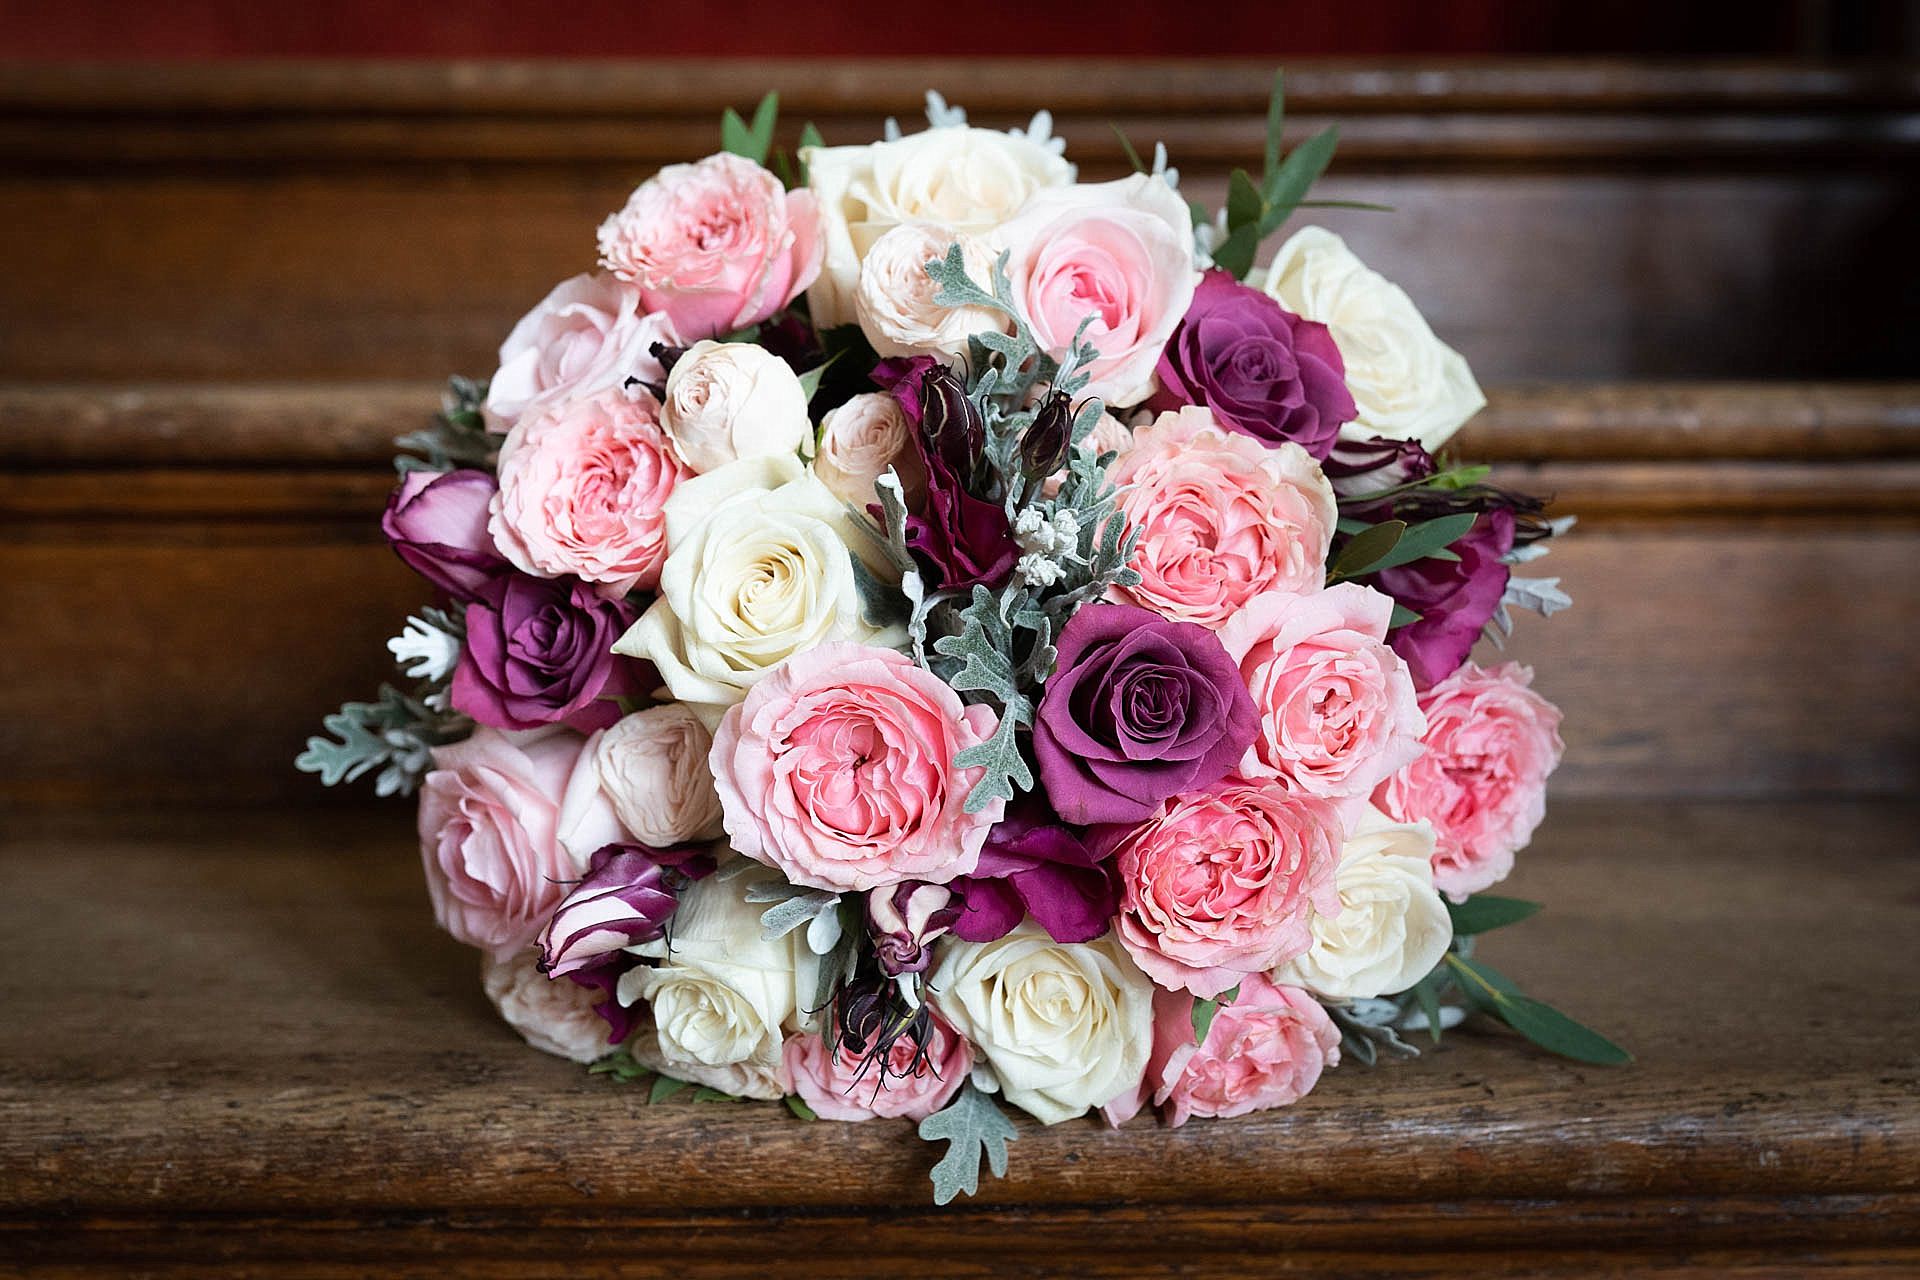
xmin=1375 ymin=508 xmax=1514 ymax=689
xmin=380 ymin=468 xmax=511 ymax=601
xmin=451 ymin=574 xmax=645 ymax=733
xmin=948 ymin=798 xmax=1119 ymax=944
xmin=1034 ymin=602 xmax=1259 ymax=826
xmin=1149 ymin=268 xmax=1356 ymax=460
xmin=537 ymin=842 xmax=704 ymax=979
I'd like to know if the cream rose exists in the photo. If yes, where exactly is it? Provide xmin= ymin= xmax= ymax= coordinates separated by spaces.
xmin=804 ymin=126 xmax=1075 ymax=327
xmin=813 ymin=392 xmax=926 ymax=509
xmin=628 ymin=1029 xmax=790 ymax=1100
xmin=661 ymin=339 xmax=813 ymax=474
xmin=614 ymin=454 xmax=903 ymax=724
xmin=1272 ymin=806 xmax=1452 ymax=1001
xmin=1259 ymin=226 xmax=1485 ymax=452
xmin=853 ymin=223 xmax=1004 ymax=361
xmin=594 ymin=704 xmax=727 ymax=847
xmin=481 ymin=949 xmax=616 ymax=1064
xmin=929 ymin=923 xmax=1154 ymax=1125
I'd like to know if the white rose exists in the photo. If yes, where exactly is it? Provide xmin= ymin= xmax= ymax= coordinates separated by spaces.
xmin=813 ymin=392 xmax=926 ymax=509
xmin=804 ymin=126 xmax=1076 ymax=327
xmin=594 ymin=704 xmax=727 ymax=847
xmin=1272 ymin=806 xmax=1453 ymax=1001
xmin=853 ymin=224 xmax=1004 ymax=361
xmin=627 ymin=1029 xmax=790 ymax=1100
xmin=1259 ymin=226 xmax=1485 ymax=452
xmin=484 ymin=272 xmax=680 ymax=432
xmin=661 ymin=340 xmax=813 ymax=474
xmin=481 ymin=949 xmax=616 ymax=1065
xmin=617 ymin=867 xmax=820 ymax=1083
xmin=930 ymin=923 xmax=1154 ymax=1125
xmin=613 ymin=454 xmax=904 ymax=724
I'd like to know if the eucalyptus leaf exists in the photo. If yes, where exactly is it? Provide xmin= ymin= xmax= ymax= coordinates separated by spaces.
xmin=1226 ymin=169 xmax=1264 ymax=232
xmin=1388 ymin=602 xmax=1423 ymax=630
xmin=649 ymin=1074 xmax=690 ymax=1104
xmin=1498 ymin=996 xmax=1633 ymax=1066
xmin=1262 ymin=125 xmax=1339 ymax=224
xmin=1446 ymin=895 xmax=1543 ymax=936
xmin=1363 ymin=513 xmax=1479 ymax=573
xmin=1190 ymin=997 xmax=1220 ymax=1045
xmin=1262 ymin=69 xmax=1286 ymax=182
xmin=785 ymin=1094 xmax=818 ymax=1121
xmin=1328 ymin=520 xmax=1406 ymax=580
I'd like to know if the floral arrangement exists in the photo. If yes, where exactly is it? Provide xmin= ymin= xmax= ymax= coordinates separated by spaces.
xmin=303 ymin=77 xmax=1623 ymax=1203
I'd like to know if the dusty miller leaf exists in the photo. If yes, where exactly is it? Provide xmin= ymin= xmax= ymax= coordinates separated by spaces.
xmin=917 ymin=1080 xmax=1017 ymax=1205
xmin=1503 ymin=576 xmax=1574 ymax=618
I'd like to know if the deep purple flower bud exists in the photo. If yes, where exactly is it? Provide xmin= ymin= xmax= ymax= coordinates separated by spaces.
xmin=918 ymin=364 xmax=985 ymax=477
xmin=380 ymin=468 xmax=511 ymax=601
xmin=537 ymin=843 xmax=682 ymax=980
xmin=1323 ymin=435 xmax=1436 ymax=500
xmin=1020 ymin=390 xmax=1074 ymax=480
xmin=866 ymin=882 xmax=960 ymax=976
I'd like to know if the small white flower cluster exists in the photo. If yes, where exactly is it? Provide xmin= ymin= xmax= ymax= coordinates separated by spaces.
xmin=1012 ymin=505 xmax=1084 ymax=587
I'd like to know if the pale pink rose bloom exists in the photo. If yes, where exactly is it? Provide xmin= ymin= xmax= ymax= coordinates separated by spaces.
xmin=782 ymin=1014 xmax=972 ymax=1121
xmin=1094 ymin=777 xmax=1344 ymax=998
xmin=1118 ymin=975 xmax=1338 ymax=1128
xmin=417 ymin=727 xmax=588 ymax=959
xmin=597 ymin=152 xmax=824 ymax=340
xmin=484 ymin=272 xmax=681 ymax=432
xmin=481 ymin=949 xmax=617 ymax=1064
xmin=1218 ymin=584 xmax=1426 ymax=802
xmin=1110 ymin=406 xmax=1337 ymax=630
xmin=489 ymin=388 xmax=690 ymax=596
xmin=710 ymin=643 xmax=1003 ymax=892
xmin=994 ymin=174 xmax=1199 ymax=408
xmin=553 ymin=726 xmax=633 ymax=871
xmin=1374 ymin=662 xmax=1564 ymax=899
xmin=813 ymin=392 xmax=927 ymax=510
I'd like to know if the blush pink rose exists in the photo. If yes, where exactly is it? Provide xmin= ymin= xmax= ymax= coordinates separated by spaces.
xmin=1091 ymin=778 xmax=1344 ymax=998
xmin=597 ymin=151 xmax=824 ymax=340
xmin=710 ymin=643 xmax=1004 ymax=892
xmin=782 ymin=1014 xmax=973 ymax=1121
xmin=489 ymin=388 xmax=690 ymax=595
xmin=1110 ymin=975 xmax=1338 ymax=1128
xmin=1374 ymin=662 xmax=1565 ymax=899
xmin=1111 ymin=407 xmax=1338 ymax=629
xmin=417 ymin=727 xmax=591 ymax=959
xmin=994 ymin=174 xmax=1199 ymax=409
xmin=1218 ymin=583 xmax=1426 ymax=802
xmin=484 ymin=271 xmax=681 ymax=432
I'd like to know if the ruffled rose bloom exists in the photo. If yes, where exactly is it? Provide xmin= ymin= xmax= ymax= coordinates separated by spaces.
xmin=783 ymin=1012 xmax=972 ymax=1121
xmin=1109 ymin=975 xmax=1338 ymax=1128
xmin=417 ymin=727 xmax=591 ymax=958
xmin=804 ymin=126 xmax=1075 ymax=327
xmin=381 ymin=468 xmax=510 ymax=601
xmin=994 ymin=174 xmax=1199 ymax=408
xmin=597 ymin=151 xmax=823 ymax=340
xmin=1260 ymin=226 xmax=1485 ymax=452
xmin=592 ymin=704 xmax=727 ymax=847
xmin=617 ymin=866 xmax=821 ymax=1095
xmin=1273 ymin=806 xmax=1452 ymax=1000
xmin=1091 ymin=778 xmax=1344 ymax=998
xmin=1374 ymin=662 xmax=1564 ymax=898
xmin=930 ymin=923 xmax=1155 ymax=1125
xmin=554 ymin=728 xmax=633 ymax=867
xmin=615 ymin=454 xmax=903 ymax=723
xmin=853 ymin=223 xmax=1005 ymax=361
xmin=1110 ymin=406 xmax=1338 ymax=629
xmin=482 ymin=949 xmax=619 ymax=1064
xmin=813 ymin=392 xmax=926 ymax=510
xmin=630 ymin=1029 xmax=790 ymax=1100
xmin=489 ymin=389 xmax=688 ymax=595
xmin=660 ymin=339 xmax=813 ymax=475
xmin=710 ymin=643 xmax=1002 ymax=892
xmin=451 ymin=576 xmax=643 ymax=734
xmin=483 ymin=271 xmax=680 ymax=432
xmin=1149 ymin=268 xmax=1355 ymax=460
xmin=1217 ymin=584 xmax=1426 ymax=801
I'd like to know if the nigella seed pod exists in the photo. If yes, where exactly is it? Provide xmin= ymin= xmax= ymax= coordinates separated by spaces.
xmin=1019 ymin=390 xmax=1073 ymax=480
xmin=919 ymin=365 xmax=985 ymax=476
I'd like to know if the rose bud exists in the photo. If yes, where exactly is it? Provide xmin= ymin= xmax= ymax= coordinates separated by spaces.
xmin=918 ymin=364 xmax=985 ymax=478
xmin=1323 ymin=435 xmax=1436 ymax=500
xmin=1019 ymin=390 xmax=1074 ymax=480
xmin=536 ymin=843 xmax=683 ymax=980
xmin=380 ymin=468 xmax=510 ymax=601
xmin=866 ymin=882 xmax=960 ymax=976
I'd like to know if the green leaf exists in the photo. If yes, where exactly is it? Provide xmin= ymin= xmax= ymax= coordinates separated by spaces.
xmin=1111 ymin=123 xmax=1147 ymax=174
xmin=1226 ymin=168 xmax=1264 ymax=232
xmin=1412 ymin=971 xmax=1447 ymax=1046
xmin=1187 ymin=198 xmax=1213 ymax=231
xmin=1446 ymin=895 xmax=1544 ymax=936
xmin=1388 ymin=602 xmax=1423 ymax=630
xmin=1498 ymin=995 xmax=1633 ymax=1066
xmin=1190 ymin=997 xmax=1220 ymax=1044
xmin=1327 ymin=519 xmax=1406 ymax=580
xmin=917 ymin=1081 xmax=1018 ymax=1205
xmin=798 ymin=121 xmax=824 ymax=152
xmin=649 ymin=1074 xmax=691 ymax=1105
xmin=1262 ymin=69 xmax=1286 ymax=183
xmin=785 ymin=1094 xmax=818 ymax=1121
xmin=1295 ymin=199 xmax=1395 ymax=212
xmin=721 ymin=91 xmax=780 ymax=165
xmin=1363 ymin=513 xmax=1479 ymax=574
xmin=692 ymin=1086 xmax=744 ymax=1103
xmin=1208 ymin=223 xmax=1260 ymax=280
xmin=794 ymin=349 xmax=842 ymax=404
xmin=1261 ymin=124 xmax=1339 ymax=226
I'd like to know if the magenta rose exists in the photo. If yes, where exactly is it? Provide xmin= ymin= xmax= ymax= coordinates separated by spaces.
xmin=1034 ymin=603 xmax=1259 ymax=826
xmin=1374 ymin=661 xmax=1563 ymax=898
xmin=452 ymin=574 xmax=646 ymax=734
xmin=1373 ymin=507 xmax=1514 ymax=689
xmin=782 ymin=1011 xmax=973 ymax=1122
xmin=1090 ymin=778 xmax=1344 ymax=998
xmin=596 ymin=151 xmax=823 ymax=340
xmin=1149 ymin=268 xmax=1356 ymax=459
xmin=947 ymin=797 xmax=1119 ymax=944
xmin=381 ymin=468 xmax=511 ymax=601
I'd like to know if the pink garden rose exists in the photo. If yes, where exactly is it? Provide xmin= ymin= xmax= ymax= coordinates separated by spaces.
xmin=1110 ymin=407 xmax=1337 ymax=629
xmin=417 ymin=727 xmax=591 ymax=958
xmin=484 ymin=271 xmax=680 ymax=432
xmin=1091 ymin=778 xmax=1344 ymax=998
xmin=782 ymin=1014 xmax=972 ymax=1121
xmin=710 ymin=643 xmax=1004 ymax=892
xmin=1374 ymin=662 xmax=1564 ymax=898
xmin=1218 ymin=583 xmax=1426 ymax=802
xmin=597 ymin=152 xmax=824 ymax=340
xmin=995 ymin=174 xmax=1199 ymax=409
xmin=489 ymin=388 xmax=689 ymax=595
xmin=1110 ymin=975 xmax=1338 ymax=1128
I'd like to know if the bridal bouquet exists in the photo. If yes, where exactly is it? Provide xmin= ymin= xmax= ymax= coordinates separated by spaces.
xmin=303 ymin=77 xmax=1622 ymax=1202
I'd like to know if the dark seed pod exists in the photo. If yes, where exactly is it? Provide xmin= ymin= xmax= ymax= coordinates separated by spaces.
xmin=919 ymin=364 xmax=986 ymax=475
xmin=1019 ymin=390 xmax=1074 ymax=480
